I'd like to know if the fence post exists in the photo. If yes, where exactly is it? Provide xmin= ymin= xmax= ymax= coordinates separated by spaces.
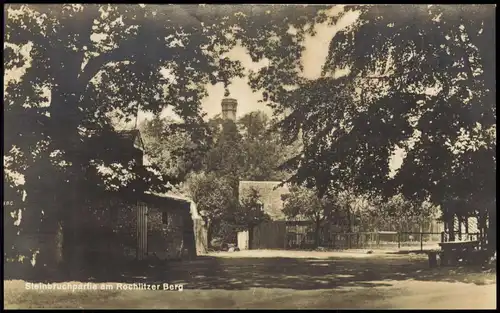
xmin=420 ymin=232 xmax=424 ymax=251
xmin=284 ymin=229 xmax=287 ymax=250
xmin=397 ymin=232 xmax=401 ymax=249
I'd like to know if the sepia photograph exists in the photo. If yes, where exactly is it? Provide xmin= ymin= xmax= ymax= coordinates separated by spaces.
xmin=3 ymin=3 xmax=496 ymax=309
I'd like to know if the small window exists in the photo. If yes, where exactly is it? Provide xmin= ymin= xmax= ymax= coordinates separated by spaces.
xmin=162 ymin=212 xmax=168 ymax=225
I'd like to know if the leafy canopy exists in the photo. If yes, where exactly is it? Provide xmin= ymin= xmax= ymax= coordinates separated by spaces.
xmin=251 ymin=5 xmax=496 ymax=210
xmin=238 ymin=111 xmax=294 ymax=181
xmin=3 ymin=4 xmax=330 ymax=263
xmin=140 ymin=116 xmax=211 ymax=182
xmin=185 ymin=172 xmax=236 ymax=225
xmin=4 ymin=4 xmax=327 ymax=210
xmin=282 ymin=185 xmax=337 ymax=223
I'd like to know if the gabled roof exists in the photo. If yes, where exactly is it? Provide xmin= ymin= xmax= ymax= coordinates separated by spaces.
xmin=239 ymin=181 xmax=290 ymax=221
xmin=143 ymin=191 xmax=202 ymax=220
xmin=117 ymin=129 xmax=144 ymax=151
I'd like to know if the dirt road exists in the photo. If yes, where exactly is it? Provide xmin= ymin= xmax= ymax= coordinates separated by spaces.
xmin=4 ymin=250 xmax=496 ymax=309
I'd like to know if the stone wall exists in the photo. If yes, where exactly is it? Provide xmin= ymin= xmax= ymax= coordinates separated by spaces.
xmin=147 ymin=206 xmax=189 ymax=260
xmin=53 ymin=194 xmax=200 ymax=268
xmin=66 ymin=197 xmax=138 ymax=268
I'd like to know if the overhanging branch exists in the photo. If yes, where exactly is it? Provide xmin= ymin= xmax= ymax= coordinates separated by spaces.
xmin=78 ymin=47 xmax=129 ymax=89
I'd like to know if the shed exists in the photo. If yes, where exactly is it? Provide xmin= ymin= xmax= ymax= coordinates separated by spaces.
xmin=117 ymin=129 xmax=145 ymax=151
xmin=136 ymin=192 xmax=206 ymax=260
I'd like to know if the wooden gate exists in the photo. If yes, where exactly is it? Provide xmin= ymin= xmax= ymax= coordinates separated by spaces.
xmin=252 ymin=221 xmax=286 ymax=249
xmin=137 ymin=201 xmax=148 ymax=260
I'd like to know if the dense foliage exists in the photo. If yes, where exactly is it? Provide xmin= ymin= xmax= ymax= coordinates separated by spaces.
xmin=140 ymin=116 xmax=211 ymax=182
xmin=3 ymin=4 xmax=327 ymax=269
xmin=282 ymin=186 xmax=339 ymax=246
xmin=5 ymin=4 xmax=495 ymax=266
xmin=141 ymin=110 xmax=294 ymax=245
xmin=262 ymin=5 xmax=496 ymax=211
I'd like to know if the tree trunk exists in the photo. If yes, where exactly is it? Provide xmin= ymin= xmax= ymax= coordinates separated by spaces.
xmin=323 ymin=224 xmax=330 ymax=248
xmin=457 ymin=216 xmax=462 ymax=241
xmin=442 ymin=201 xmax=456 ymax=242
xmin=248 ymin=225 xmax=254 ymax=250
xmin=206 ymin=220 xmax=213 ymax=249
xmin=62 ymin=209 xmax=81 ymax=277
xmin=314 ymin=217 xmax=321 ymax=248
xmin=487 ymin=202 xmax=496 ymax=254
xmin=448 ymin=214 xmax=456 ymax=242
xmin=346 ymin=207 xmax=352 ymax=233
xmin=478 ymin=210 xmax=488 ymax=249
xmin=19 ymin=181 xmax=62 ymax=280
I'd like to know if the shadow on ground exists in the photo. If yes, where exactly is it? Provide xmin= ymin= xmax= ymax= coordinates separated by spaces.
xmin=12 ymin=253 xmax=496 ymax=291
xmin=386 ymin=250 xmax=434 ymax=255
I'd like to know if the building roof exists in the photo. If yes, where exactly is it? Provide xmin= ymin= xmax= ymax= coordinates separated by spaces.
xmin=239 ymin=181 xmax=290 ymax=221
xmin=117 ymin=129 xmax=144 ymax=151
xmin=143 ymin=191 xmax=202 ymax=220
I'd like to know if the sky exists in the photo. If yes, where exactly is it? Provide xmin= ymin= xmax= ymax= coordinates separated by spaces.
xmin=4 ymin=5 xmax=359 ymax=122
xmin=137 ymin=6 xmax=360 ymax=124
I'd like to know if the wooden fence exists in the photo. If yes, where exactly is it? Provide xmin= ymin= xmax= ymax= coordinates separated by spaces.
xmin=252 ymin=221 xmax=287 ymax=249
xmin=246 ymin=221 xmax=480 ymax=251
xmin=320 ymin=232 xmax=442 ymax=251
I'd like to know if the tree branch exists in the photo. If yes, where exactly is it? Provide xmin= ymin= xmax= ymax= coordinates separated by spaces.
xmin=78 ymin=47 xmax=128 ymax=89
xmin=458 ymin=28 xmax=476 ymax=82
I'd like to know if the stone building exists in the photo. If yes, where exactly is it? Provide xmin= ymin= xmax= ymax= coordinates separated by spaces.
xmin=137 ymin=192 xmax=200 ymax=261
xmin=110 ymin=130 xmax=203 ymax=261
xmin=55 ymin=129 xmax=202 ymax=270
xmin=63 ymin=191 xmax=202 ymax=272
